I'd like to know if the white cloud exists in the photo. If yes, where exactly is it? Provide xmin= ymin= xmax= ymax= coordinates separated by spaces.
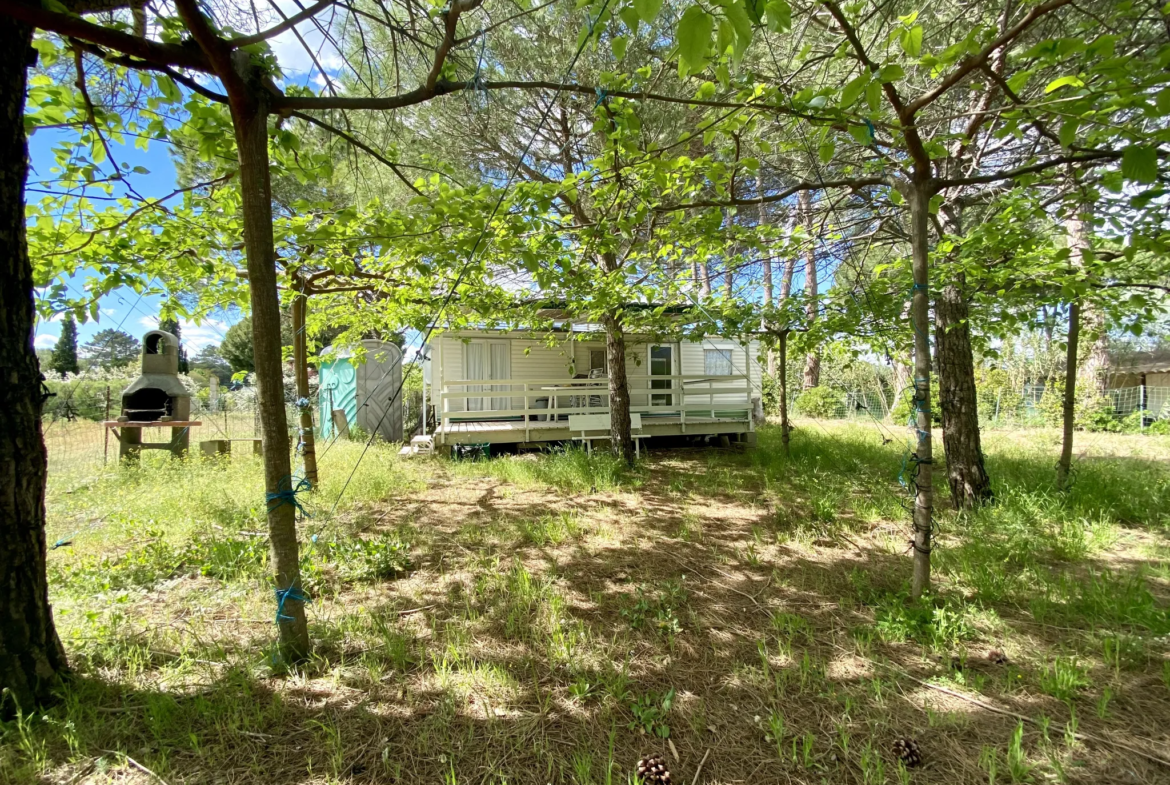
xmin=268 ymin=1 xmax=347 ymax=85
xmin=180 ymin=319 xmax=231 ymax=351
xmin=101 ymin=308 xmax=118 ymax=317
xmin=35 ymin=334 xmax=58 ymax=348
xmin=135 ymin=315 xmax=231 ymax=350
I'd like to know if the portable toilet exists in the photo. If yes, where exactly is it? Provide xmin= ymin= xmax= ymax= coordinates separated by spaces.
xmin=319 ymin=340 xmax=403 ymax=442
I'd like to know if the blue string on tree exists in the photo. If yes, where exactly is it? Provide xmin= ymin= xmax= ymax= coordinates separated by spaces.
xmin=266 ymin=474 xmax=313 ymax=517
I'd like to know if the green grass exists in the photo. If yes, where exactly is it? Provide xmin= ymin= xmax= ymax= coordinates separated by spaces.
xmin=6 ymin=422 xmax=1170 ymax=785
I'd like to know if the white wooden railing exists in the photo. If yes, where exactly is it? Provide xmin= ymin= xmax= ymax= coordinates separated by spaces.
xmin=436 ymin=375 xmax=752 ymax=436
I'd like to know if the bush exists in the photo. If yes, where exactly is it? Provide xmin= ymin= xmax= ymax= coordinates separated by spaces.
xmin=890 ymin=378 xmax=942 ymax=426
xmin=760 ymin=372 xmax=782 ymax=415
xmin=1037 ymin=377 xmax=1120 ymax=432
xmin=975 ymin=368 xmax=1024 ymax=424
xmin=1146 ymin=418 xmax=1170 ymax=436
xmin=794 ymin=386 xmax=844 ymax=419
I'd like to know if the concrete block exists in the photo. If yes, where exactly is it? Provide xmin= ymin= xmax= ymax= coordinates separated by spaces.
xmin=200 ymin=439 xmax=230 ymax=458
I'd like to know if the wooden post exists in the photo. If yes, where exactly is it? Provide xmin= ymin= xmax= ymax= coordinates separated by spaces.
xmin=331 ymin=409 xmax=350 ymax=440
xmin=209 ymin=375 xmax=219 ymax=413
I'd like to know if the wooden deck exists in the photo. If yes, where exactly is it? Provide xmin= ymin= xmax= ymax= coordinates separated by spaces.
xmin=437 ymin=415 xmax=751 ymax=445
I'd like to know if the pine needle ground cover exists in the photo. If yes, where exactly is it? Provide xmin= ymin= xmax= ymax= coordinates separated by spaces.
xmin=4 ymin=424 xmax=1169 ymax=784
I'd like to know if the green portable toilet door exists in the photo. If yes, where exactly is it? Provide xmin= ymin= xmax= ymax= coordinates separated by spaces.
xmin=319 ymin=358 xmax=358 ymax=439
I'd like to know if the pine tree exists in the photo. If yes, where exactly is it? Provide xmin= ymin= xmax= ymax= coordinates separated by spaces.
xmin=81 ymin=329 xmax=140 ymax=369
xmin=49 ymin=312 xmax=79 ymax=377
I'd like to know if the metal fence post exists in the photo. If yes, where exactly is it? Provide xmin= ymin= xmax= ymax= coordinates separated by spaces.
xmin=1140 ymin=383 xmax=1146 ymax=433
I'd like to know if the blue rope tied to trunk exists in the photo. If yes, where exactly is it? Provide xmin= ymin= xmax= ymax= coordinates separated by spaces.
xmin=266 ymin=475 xmax=312 ymax=517
xmin=274 ymin=583 xmax=310 ymax=623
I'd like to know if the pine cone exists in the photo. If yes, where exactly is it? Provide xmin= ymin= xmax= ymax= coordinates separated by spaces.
xmin=636 ymin=754 xmax=672 ymax=785
xmin=987 ymin=649 xmax=1008 ymax=665
xmin=892 ymin=737 xmax=922 ymax=768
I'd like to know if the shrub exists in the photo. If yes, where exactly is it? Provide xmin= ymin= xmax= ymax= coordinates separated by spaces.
xmin=1146 ymin=418 xmax=1170 ymax=435
xmin=1037 ymin=376 xmax=1120 ymax=432
xmin=890 ymin=378 xmax=942 ymax=426
xmin=794 ymin=386 xmax=845 ymax=419
xmin=975 ymin=368 xmax=1023 ymax=424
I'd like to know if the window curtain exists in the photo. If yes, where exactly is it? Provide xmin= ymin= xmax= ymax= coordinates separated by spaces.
xmin=489 ymin=342 xmax=509 ymax=411
xmin=705 ymin=348 xmax=734 ymax=376
xmin=465 ymin=343 xmax=485 ymax=411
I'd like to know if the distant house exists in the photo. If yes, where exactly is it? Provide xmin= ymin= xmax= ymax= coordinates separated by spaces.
xmin=424 ymin=316 xmax=762 ymax=450
xmin=1105 ymin=348 xmax=1170 ymax=420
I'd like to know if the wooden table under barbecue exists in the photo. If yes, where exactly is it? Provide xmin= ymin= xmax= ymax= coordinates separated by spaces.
xmin=103 ymin=420 xmax=201 ymax=460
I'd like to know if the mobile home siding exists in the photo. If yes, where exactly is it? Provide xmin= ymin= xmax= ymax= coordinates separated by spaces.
xmin=433 ymin=333 xmax=575 ymax=414
xmin=679 ymin=338 xmax=762 ymax=405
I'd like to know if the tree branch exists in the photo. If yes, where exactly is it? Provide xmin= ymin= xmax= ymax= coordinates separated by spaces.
xmin=937 ymin=151 xmax=1121 ymax=189
xmin=656 ymin=176 xmax=889 ymax=211
xmin=288 ymin=111 xmax=424 ymax=196
xmin=1 ymin=0 xmax=210 ymax=71
xmin=904 ymin=0 xmax=1074 ymax=117
xmin=275 ymin=79 xmax=763 ymax=111
xmin=229 ymin=0 xmax=338 ymax=48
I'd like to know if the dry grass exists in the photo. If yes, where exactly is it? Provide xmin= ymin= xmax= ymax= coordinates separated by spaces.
xmin=4 ymin=422 xmax=1169 ymax=785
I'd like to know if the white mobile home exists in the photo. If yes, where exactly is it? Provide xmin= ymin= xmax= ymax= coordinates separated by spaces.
xmin=425 ymin=324 xmax=763 ymax=450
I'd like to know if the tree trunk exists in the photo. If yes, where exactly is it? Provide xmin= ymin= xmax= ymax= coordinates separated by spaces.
xmin=934 ymin=274 xmax=993 ymax=508
xmin=1057 ymin=206 xmax=1092 ymax=490
xmin=907 ymin=185 xmax=935 ymax=599
xmin=699 ymin=261 xmax=711 ymax=297
xmin=760 ymin=188 xmax=776 ymax=376
xmin=1057 ymin=301 xmax=1080 ymax=491
xmin=233 ymin=90 xmax=310 ymax=661
xmin=291 ymin=287 xmax=318 ymax=486
xmin=602 ymin=314 xmax=635 ymax=465
xmin=0 ymin=21 xmax=69 ymax=713
xmin=778 ymin=331 xmax=790 ymax=457
xmin=799 ymin=190 xmax=819 ymax=388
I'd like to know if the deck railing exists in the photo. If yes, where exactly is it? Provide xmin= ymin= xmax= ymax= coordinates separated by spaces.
xmin=436 ymin=374 xmax=753 ymax=437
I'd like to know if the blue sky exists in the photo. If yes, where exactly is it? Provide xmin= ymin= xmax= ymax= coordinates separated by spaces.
xmin=30 ymin=5 xmax=340 ymax=357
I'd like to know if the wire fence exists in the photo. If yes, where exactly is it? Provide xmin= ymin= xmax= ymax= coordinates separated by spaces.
xmin=788 ymin=382 xmax=1168 ymax=432
xmin=41 ymin=375 xmax=425 ymax=484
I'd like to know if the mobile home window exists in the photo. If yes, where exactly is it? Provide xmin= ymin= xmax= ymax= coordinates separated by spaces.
xmin=704 ymin=348 xmax=734 ymax=376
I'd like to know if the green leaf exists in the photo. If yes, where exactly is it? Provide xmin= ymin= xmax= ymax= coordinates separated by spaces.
xmin=848 ymin=124 xmax=871 ymax=145
xmin=619 ymin=7 xmax=641 ymax=33
xmin=818 ymin=141 xmax=835 ymax=163
xmin=677 ymin=7 xmax=714 ymax=75
xmin=725 ymin=0 xmax=754 ymax=48
xmin=764 ymin=0 xmax=791 ymax=33
xmin=611 ymin=36 xmax=627 ymax=60
xmin=878 ymin=63 xmax=904 ymax=82
xmin=900 ymin=26 xmax=923 ymax=58
xmin=1121 ymin=145 xmax=1158 ymax=184
xmin=1006 ymin=70 xmax=1032 ymax=93
xmin=865 ymin=80 xmax=882 ymax=110
xmin=1044 ymin=75 xmax=1084 ymax=93
xmin=745 ymin=0 xmax=766 ymax=25
xmin=1155 ymin=87 xmax=1170 ymax=115
xmin=716 ymin=18 xmax=735 ymax=55
xmin=1058 ymin=119 xmax=1079 ymax=148
xmin=634 ymin=0 xmax=664 ymax=23
xmin=715 ymin=63 xmax=731 ymax=88
xmin=889 ymin=188 xmax=904 ymax=205
xmin=840 ymin=73 xmax=869 ymax=107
